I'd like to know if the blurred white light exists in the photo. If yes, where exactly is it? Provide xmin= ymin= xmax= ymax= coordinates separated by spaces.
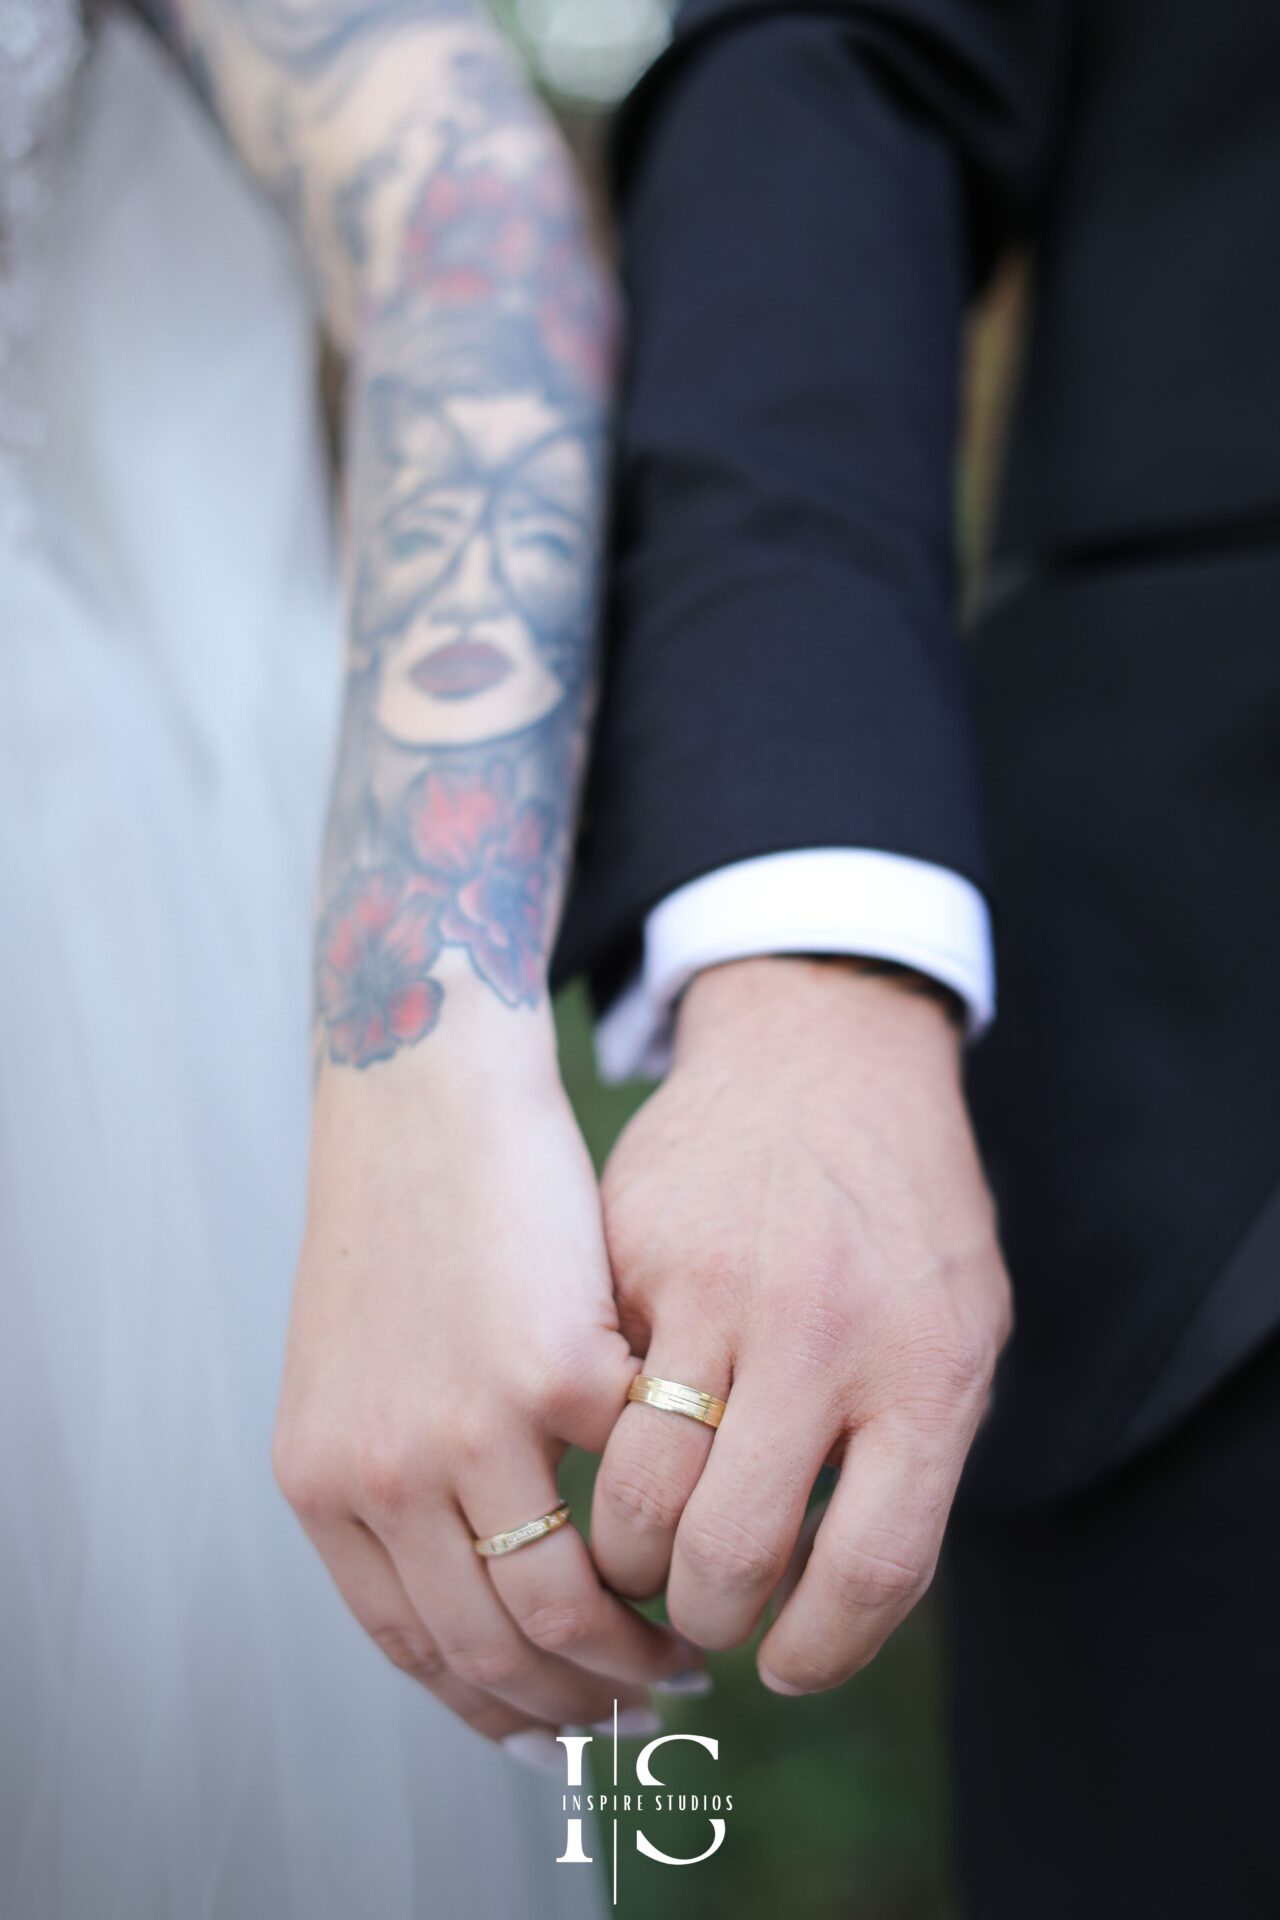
xmin=515 ymin=0 xmax=672 ymax=105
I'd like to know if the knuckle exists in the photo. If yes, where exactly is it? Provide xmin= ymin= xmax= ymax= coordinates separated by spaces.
xmin=679 ymin=1512 xmax=785 ymax=1596
xmin=772 ymin=1284 xmax=856 ymax=1384
xmin=518 ymin=1346 xmax=597 ymax=1430
xmin=444 ymin=1416 xmax=492 ymax=1477
xmin=914 ymin=1326 xmax=999 ymax=1407
xmin=352 ymin=1436 xmax=422 ymax=1528
xmin=600 ymin=1458 xmax=685 ymax=1537
xmin=531 ymin=1365 xmax=580 ymax=1430
xmin=514 ymin=1599 xmax=597 ymax=1656
xmin=272 ymin=1427 xmax=334 ymax=1523
xmin=686 ymin=1241 xmax=755 ymax=1305
xmin=825 ymin=1530 xmax=933 ymax=1611
xmin=446 ymin=1641 xmax=523 ymax=1693
xmin=943 ymin=1307 xmax=1001 ymax=1384
xmin=371 ymin=1624 xmax=446 ymax=1684
xmin=890 ymin=1297 xmax=1004 ymax=1424
xmin=991 ymin=1272 xmax=1016 ymax=1350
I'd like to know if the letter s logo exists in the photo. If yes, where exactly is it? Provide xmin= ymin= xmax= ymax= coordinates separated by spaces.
xmin=633 ymin=1735 xmax=726 ymax=1866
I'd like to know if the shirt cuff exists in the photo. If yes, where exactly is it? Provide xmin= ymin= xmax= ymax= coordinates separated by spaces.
xmin=594 ymin=848 xmax=996 ymax=1083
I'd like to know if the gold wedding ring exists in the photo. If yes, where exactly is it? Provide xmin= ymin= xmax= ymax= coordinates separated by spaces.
xmin=474 ymin=1501 xmax=572 ymax=1558
xmin=627 ymin=1374 xmax=727 ymax=1430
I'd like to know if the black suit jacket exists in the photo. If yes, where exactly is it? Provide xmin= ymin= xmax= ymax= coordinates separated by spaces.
xmin=554 ymin=0 xmax=1280 ymax=1507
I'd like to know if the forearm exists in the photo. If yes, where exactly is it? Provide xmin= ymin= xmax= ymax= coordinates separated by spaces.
xmin=146 ymin=1 xmax=616 ymax=1066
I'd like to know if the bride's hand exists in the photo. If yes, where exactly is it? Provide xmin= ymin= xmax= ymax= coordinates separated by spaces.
xmin=160 ymin=0 xmax=665 ymax=1756
xmin=273 ymin=1002 xmax=699 ymax=1756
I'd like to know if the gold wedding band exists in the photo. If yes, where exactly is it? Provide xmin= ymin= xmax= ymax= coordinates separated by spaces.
xmin=474 ymin=1501 xmax=572 ymax=1558
xmin=627 ymin=1374 xmax=727 ymax=1430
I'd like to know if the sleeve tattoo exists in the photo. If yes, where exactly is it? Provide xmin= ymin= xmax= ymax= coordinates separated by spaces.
xmin=146 ymin=0 xmax=617 ymax=1066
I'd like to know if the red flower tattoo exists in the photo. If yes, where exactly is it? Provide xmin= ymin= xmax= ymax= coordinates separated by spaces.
xmin=402 ymin=761 xmax=553 ymax=1007
xmin=316 ymin=868 xmax=444 ymax=1066
xmin=404 ymin=165 xmax=535 ymax=307
xmin=401 ymin=158 xmax=612 ymax=402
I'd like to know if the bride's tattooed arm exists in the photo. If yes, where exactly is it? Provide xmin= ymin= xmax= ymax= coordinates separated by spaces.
xmin=134 ymin=7 xmax=703 ymax=1744
xmin=142 ymin=1 xmax=616 ymax=1065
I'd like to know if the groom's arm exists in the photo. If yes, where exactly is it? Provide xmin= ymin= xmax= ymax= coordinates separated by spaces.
xmin=565 ymin=0 xmax=1071 ymax=1692
xmin=558 ymin=0 xmax=1070 ymax=1005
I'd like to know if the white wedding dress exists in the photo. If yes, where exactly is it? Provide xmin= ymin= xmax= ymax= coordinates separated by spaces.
xmin=0 ymin=13 xmax=600 ymax=1918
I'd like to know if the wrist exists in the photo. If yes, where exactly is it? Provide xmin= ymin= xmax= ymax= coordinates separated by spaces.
xmin=314 ymin=961 xmax=562 ymax=1103
xmin=803 ymin=953 xmax=965 ymax=1029
xmin=673 ymin=954 xmax=964 ymax=1076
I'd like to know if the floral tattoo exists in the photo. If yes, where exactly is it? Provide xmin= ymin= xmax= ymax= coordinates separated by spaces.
xmin=145 ymin=0 xmax=615 ymax=1068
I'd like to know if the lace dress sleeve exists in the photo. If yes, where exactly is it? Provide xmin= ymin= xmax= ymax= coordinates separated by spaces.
xmin=0 ymin=0 xmax=87 ymax=536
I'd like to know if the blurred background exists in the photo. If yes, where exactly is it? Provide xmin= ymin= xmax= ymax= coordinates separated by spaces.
xmin=479 ymin=4 xmax=1025 ymax=1915
xmin=490 ymin=0 xmax=673 ymax=107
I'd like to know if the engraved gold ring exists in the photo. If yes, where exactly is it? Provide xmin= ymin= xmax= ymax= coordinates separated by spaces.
xmin=626 ymin=1374 xmax=727 ymax=1430
xmin=473 ymin=1500 xmax=572 ymax=1559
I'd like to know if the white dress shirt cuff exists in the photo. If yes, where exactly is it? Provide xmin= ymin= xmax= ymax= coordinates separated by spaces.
xmin=594 ymin=848 xmax=996 ymax=1083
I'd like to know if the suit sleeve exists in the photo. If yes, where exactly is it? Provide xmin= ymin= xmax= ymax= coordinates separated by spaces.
xmin=553 ymin=0 xmax=1072 ymax=1002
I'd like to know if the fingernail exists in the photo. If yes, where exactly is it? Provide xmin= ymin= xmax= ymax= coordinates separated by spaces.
xmin=654 ymin=1667 xmax=714 ymax=1698
xmin=502 ymin=1730 xmax=566 ymax=1773
xmin=591 ymin=1706 xmax=663 ymax=1737
xmin=759 ymin=1666 xmax=807 ymax=1697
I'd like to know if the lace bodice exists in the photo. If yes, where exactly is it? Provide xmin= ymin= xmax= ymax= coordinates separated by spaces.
xmin=0 ymin=0 xmax=87 ymax=539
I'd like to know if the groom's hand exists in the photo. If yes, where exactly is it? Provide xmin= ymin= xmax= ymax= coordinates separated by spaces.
xmin=591 ymin=956 xmax=1011 ymax=1696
